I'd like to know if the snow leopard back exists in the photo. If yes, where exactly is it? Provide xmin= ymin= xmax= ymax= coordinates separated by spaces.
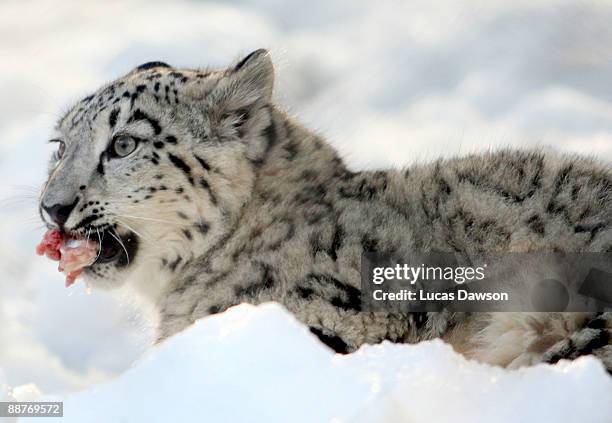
xmin=159 ymin=101 xmax=612 ymax=370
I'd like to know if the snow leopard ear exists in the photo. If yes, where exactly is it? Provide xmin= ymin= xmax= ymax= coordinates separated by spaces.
xmin=216 ymin=49 xmax=274 ymax=109
xmin=184 ymin=50 xmax=274 ymax=140
xmin=185 ymin=49 xmax=273 ymax=109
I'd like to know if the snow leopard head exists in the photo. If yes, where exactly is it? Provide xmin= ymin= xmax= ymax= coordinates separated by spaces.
xmin=39 ymin=49 xmax=275 ymax=293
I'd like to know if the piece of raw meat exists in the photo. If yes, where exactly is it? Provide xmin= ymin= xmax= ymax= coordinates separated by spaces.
xmin=36 ymin=229 xmax=99 ymax=287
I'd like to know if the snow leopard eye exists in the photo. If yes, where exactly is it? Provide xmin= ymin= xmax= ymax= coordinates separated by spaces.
xmin=49 ymin=139 xmax=65 ymax=160
xmin=111 ymin=136 xmax=138 ymax=158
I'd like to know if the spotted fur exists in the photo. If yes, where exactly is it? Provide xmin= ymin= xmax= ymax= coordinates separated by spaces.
xmin=40 ymin=50 xmax=612 ymax=373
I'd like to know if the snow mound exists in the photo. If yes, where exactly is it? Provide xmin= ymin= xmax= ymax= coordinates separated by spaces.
xmin=39 ymin=303 xmax=611 ymax=423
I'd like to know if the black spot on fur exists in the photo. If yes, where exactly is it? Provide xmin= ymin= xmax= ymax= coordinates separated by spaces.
xmin=338 ymin=172 xmax=387 ymax=201
xmin=196 ymin=222 xmax=210 ymax=235
xmin=412 ymin=312 xmax=428 ymax=329
xmin=306 ymin=273 xmax=361 ymax=312
xmin=458 ymin=152 xmax=544 ymax=204
xmin=527 ymin=215 xmax=545 ymax=235
xmin=130 ymin=92 xmax=139 ymax=109
xmin=284 ymin=141 xmax=299 ymax=161
xmin=586 ymin=315 xmax=607 ymax=329
xmin=97 ymin=152 xmax=106 ymax=175
xmin=199 ymin=178 xmax=218 ymax=205
xmin=575 ymin=222 xmax=606 ymax=240
xmin=579 ymin=329 xmax=610 ymax=355
xmin=329 ymin=225 xmax=343 ymax=260
xmin=361 ymin=234 xmax=379 ymax=253
xmin=262 ymin=119 xmax=278 ymax=154
xmin=109 ymin=108 xmax=120 ymax=128
xmin=309 ymin=327 xmax=349 ymax=354
xmin=546 ymin=341 xmax=576 ymax=364
xmin=295 ymin=286 xmax=314 ymax=298
xmin=194 ymin=155 xmax=211 ymax=171
xmin=208 ymin=305 xmax=221 ymax=315
xmin=165 ymin=135 xmax=178 ymax=145
xmin=234 ymin=263 xmax=276 ymax=298
xmin=169 ymin=256 xmax=182 ymax=272
xmin=136 ymin=61 xmax=171 ymax=71
xmin=128 ymin=109 xmax=162 ymax=135
xmin=72 ymin=214 xmax=102 ymax=231
xmin=437 ymin=177 xmax=452 ymax=196
xmin=546 ymin=164 xmax=574 ymax=219
xmin=167 ymin=153 xmax=194 ymax=185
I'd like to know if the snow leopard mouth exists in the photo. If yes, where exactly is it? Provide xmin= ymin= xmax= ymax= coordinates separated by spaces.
xmin=36 ymin=226 xmax=139 ymax=287
xmin=62 ymin=220 xmax=140 ymax=267
xmin=88 ymin=228 xmax=139 ymax=267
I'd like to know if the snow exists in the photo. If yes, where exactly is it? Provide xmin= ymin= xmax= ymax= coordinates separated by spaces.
xmin=1 ymin=0 xmax=612 ymax=412
xmin=23 ymin=303 xmax=611 ymax=423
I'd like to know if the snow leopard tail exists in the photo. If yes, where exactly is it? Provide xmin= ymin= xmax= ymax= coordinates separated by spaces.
xmin=542 ymin=312 xmax=611 ymax=374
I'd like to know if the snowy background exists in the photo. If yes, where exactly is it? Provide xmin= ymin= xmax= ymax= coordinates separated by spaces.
xmin=1 ymin=0 xmax=612 ymax=419
xmin=5 ymin=304 xmax=612 ymax=423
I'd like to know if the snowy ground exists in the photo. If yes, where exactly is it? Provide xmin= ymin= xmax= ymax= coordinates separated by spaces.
xmin=1 ymin=0 xmax=612 ymax=419
xmin=4 ymin=304 xmax=612 ymax=423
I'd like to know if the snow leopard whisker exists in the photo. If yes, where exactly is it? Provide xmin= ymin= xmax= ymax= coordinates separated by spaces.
xmin=0 ymin=195 xmax=39 ymax=210
xmin=27 ymin=224 xmax=48 ymax=233
xmin=115 ymin=219 xmax=155 ymax=245
xmin=19 ymin=215 xmax=48 ymax=227
xmin=0 ymin=183 xmax=41 ymax=193
xmin=115 ymin=213 xmax=185 ymax=226
xmin=109 ymin=229 xmax=130 ymax=265
xmin=94 ymin=228 xmax=103 ymax=263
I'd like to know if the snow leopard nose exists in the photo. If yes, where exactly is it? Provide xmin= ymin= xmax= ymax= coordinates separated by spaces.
xmin=43 ymin=198 xmax=78 ymax=228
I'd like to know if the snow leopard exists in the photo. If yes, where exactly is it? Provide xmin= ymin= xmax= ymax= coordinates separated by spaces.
xmin=39 ymin=49 xmax=612 ymax=373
